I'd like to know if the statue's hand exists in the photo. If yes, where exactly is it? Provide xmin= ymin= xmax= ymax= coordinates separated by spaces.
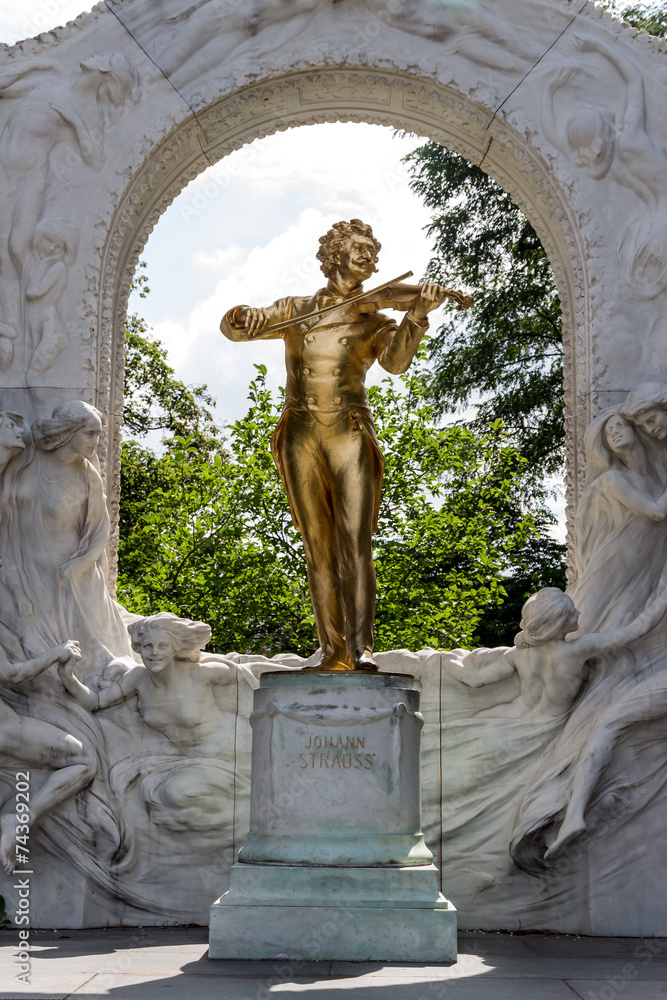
xmin=409 ymin=281 xmax=447 ymax=321
xmin=240 ymin=307 xmax=271 ymax=338
xmin=65 ymin=640 xmax=82 ymax=663
xmin=57 ymin=640 xmax=82 ymax=666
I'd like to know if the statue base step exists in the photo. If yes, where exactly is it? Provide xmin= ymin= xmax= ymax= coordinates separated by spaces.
xmin=209 ymin=862 xmax=457 ymax=961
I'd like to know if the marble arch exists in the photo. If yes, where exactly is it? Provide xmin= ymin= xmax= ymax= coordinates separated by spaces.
xmin=3 ymin=0 xmax=667 ymax=933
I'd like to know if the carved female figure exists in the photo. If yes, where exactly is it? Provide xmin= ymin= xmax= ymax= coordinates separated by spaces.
xmin=567 ymin=409 xmax=667 ymax=634
xmin=58 ymin=613 xmax=251 ymax=851
xmin=529 ymin=384 xmax=667 ymax=862
xmin=0 ymin=410 xmax=25 ymax=476
xmin=58 ymin=612 xmax=242 ymax=755
xmin=22 ymin=217 xmax=79 ymax=382
xmin=156 ymin=0 xmax=320 ymax=82
xmin=1 ymin=400 xmax=133 ymax=673
xmin=506 ymin=401 xmax=667 ymax=873
xmin=446 ymin=587 xmax=667 ymax=722
xmin=620 ymin=380 xmax=667 ymax=447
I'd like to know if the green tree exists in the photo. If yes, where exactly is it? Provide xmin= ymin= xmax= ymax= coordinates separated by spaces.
xmin=403 ymin=146 xmax=563 ymax=475
xmin=118 ymin=357 xmax=558 ymax=654
xmin=123 ymin=263 xmax=219 ymax=444
xmin=611 ymin=2 xmax=667 ymax=35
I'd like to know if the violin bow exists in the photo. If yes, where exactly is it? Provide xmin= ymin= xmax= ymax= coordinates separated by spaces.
xmin=251 ymin=270 xmax=472 ymax=336
xmin=254 ymin=271 xmax=413 ymax=336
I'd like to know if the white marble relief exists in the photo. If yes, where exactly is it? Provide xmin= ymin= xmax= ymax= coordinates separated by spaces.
xmin=567 ymin=407 xmax=667 ymax=634
xmin=0 ymin=0 xmax=666 ymax=937
xmin=0 ymin=401 xmax=134 ymax=676
xmin=0 ymin=410 xmax=25 ymax=473
xmin=22 ymin=218 xmax=79 ymax=386
xmin=541 ymin=33 xmax=667 ymax=206
xmin=0 ymin=639 xmax=94 ymax=876
xmin=0 ymin=51 xmax=140 ymax=380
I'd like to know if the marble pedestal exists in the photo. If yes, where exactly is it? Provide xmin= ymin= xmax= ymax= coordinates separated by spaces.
xmin=209 ymin=671 xmax=456 ymax=961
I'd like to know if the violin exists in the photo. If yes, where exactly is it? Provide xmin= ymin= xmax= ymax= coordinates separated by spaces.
xmin=356 ymin=279 xmax=473 ymax=314
xmin=256 ymin=270 xmax=473 ymax=336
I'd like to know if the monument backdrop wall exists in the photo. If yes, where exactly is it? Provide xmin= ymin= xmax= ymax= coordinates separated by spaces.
xmin=1 ymin=0 xmax=667 ymax=934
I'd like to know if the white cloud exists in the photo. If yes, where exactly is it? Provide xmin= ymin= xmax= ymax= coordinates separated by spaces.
xmin=0 ymin=1 xmax=95 ymax=45
xmin=130 ymin=122 xmax=450 ymax=425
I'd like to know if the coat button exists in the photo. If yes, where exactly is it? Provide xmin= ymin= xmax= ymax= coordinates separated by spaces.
xmin=305 ymin=334 xmax=315 ymax=344
xmin=303 ymin=367 xmax=311 ymax=376
xmin=333 ymin=368 xmax=341 ymax=376
xmin=307 ymin=396 xmax=315 ymax=406
xmin=334 ymin=396 xmax=342 ymax=405
xmin=340 ymin=337 xmax=349 ymax=346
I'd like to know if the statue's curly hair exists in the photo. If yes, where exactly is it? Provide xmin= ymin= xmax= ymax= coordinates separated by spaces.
xmin=316 ymin=219 xmax=381 ymax=278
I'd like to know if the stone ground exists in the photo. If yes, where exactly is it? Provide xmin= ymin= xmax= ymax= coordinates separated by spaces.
xmin=2 ymin=928 xmax=667 ymax=999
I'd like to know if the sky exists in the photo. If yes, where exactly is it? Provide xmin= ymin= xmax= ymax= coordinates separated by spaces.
xmin=129 ymin=123 xmax=447 ymax=425
xmin=0 ymin=1 xmax=566 ymax=535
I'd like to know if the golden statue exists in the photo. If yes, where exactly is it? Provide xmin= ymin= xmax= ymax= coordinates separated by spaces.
xmin=220 ymin=219 xmax=471 ymax=671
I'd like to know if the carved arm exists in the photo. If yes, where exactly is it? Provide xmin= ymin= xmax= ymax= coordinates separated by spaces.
xmin=572 ymin=586 xmax=667 ymax=659
xmin=443 ymin=647 xmax=516 ymax=688
xmin=0 ymin=640 xmax=80 ymax=686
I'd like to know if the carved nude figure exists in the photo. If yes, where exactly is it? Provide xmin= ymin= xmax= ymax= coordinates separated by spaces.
xmin=568 ymin=408 xmax=667 ymax=634
xmin=542 ymin=35 xmax=667 ymax=210
xmin=546 ymin=650 xmax=667 ymax=859
xmin=22 ymin=218 xmax=79 ymax=381
xmin=440 ymin=586 xmax=667 ymax=895
xmin=0 ymin=639 xmax=97 ymax=875
xmin=373 ymin=0 xmax=552 ymax=74
xmin=526 ymin=385 xmax=667 ymax=860
xmin=444 ymin=586 xmax=667 ymax=721
xmin=1 ymin=400 xmax=133 ymax=672
xmin=58 ymin=613 xmax=240 ymax=754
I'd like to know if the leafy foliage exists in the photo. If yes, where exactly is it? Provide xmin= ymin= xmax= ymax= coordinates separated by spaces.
xmin=123 ymin=266 xmax=218 ymax=445
xmin=609 ymin=2 xmax=667 ymax=35
xmin=118 ymin=349 xmax=560 ymax=654
xmin=402 ymin=144 xmax=563 ymax=476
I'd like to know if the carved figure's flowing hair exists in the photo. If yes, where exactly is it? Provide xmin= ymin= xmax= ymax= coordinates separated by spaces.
xmin=621 ymin=381 xmax=667 ymax=422
xmin=128 ymin=612 xmax=212 ymax=662
xmin=32 ymin=400 xmax=102 ymax=453
xmin=514 ymin=588 xmax=577 ymax=648
xmin=582 ymin=407 xmax=636 ymax=481
xmin=316 ymin=219 xmax=381 ymax=278
xmin=0 ymin=411 xmax=26 ymax=436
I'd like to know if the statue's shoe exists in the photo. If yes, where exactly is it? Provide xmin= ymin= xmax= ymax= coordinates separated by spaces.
xmin=303 ymin=653 xmax=353 ymax=672
xmin=352 ymin=652 xmax=379 ymax=672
